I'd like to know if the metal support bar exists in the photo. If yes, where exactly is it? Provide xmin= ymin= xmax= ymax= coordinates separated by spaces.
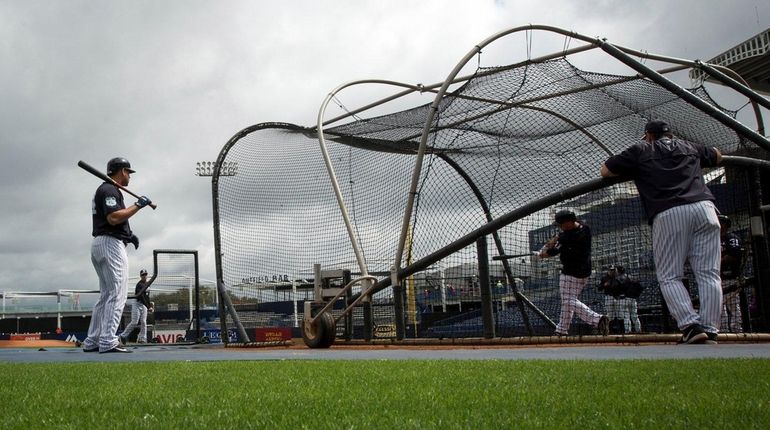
xmin=477 ymin=237 xmax=495 ymax=339
xmin=361 ymin=155 xmax=770 ymax=298
xmin=749 ymin=168 xmax=770 ymax=331
xmin=695 ymin=61 xmax=770 ymax=112
xmin=598 ymin=41 xmax=770 ymax=151
xmin=216 ymin=280 xmax=250 ymax=343
xmin=309 ymin=275 xmax=378 ymax=325
xmin=392 ymin=267 xmax=405 ymax=340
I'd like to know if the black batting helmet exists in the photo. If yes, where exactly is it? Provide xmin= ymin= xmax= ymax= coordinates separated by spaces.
xmin=718 ymin=215 xmax=731 ymax=228
xmin=554 ymin=209 xmax=576 ymax=224
xmin=107 ymin=157 xmax=135 ymax=175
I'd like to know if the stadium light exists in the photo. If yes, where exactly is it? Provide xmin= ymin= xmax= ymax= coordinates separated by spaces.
xmin=195 ymin=161 xmax=238 ymax=177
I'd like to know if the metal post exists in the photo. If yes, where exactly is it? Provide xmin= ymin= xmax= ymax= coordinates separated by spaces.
xmin=598 ymin=40 xmax=770 ymax=151
xmin=57 ymin=291 xmax=62 ymax=331
xmin=749 ymin=168 xmax=770 ymax=330
xmin=391 ymin=267 xmax=405 ymax=340
xmin=477 ymin=236 xmax=495 ymax=339
xmin=194 ymin=252 xmax=200 ymax=342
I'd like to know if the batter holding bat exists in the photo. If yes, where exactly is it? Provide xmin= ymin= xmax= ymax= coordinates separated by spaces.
xmin=537 ymin=209 xmax=609 ymax=336
xmin=81 ymin=157 xmax=153 ymax=353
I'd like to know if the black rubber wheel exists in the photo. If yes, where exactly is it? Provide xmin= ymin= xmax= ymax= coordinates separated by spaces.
xmin=302 ymin=311 xmax=336 ymax=348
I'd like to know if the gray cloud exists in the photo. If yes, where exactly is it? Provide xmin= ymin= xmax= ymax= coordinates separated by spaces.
xmin=0 ymin=0 xmax=768 ymax=294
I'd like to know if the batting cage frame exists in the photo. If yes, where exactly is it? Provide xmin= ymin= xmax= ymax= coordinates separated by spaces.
xmin=211 ymin=24 xmax=770 ymax=347
xmin=130 ymin=249 xmax=206 ymax=344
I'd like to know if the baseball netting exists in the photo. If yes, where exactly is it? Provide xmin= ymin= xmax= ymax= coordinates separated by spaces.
xmin=213 ymin=55 xmax=763 ymax=340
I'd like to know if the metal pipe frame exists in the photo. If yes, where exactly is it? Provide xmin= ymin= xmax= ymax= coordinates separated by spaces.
xmin=308 ymin=275 xmax=378 ymax=325
xmin=396 ymin=24 xmax=770 ymax=282
xmin=313 ymin=25 xmax=770 ymax=335
xmin=363 ymin=155 xmax=770 ymax=298
xmin=211 ymin=122 xmax=308 ymax=343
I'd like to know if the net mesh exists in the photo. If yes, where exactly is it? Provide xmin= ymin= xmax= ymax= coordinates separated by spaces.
xmin=214 ymin=57 xmax=758 ymax=338
xmin=143 ymin=251 xmax=202 ymax=342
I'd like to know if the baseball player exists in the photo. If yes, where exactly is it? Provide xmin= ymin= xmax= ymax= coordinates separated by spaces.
xmin=599 ymin=265 xmax=643 ymax=334
xmin=81 ymin=157 xmax=152 ymax=353
xmin=538 ymin=209 xmax=609 ymax=336
xmin=601 ymin=120 xmax=722 ymax=344
xmin=598 ymin=265 xmax=627 ymax=333
xmin=119 ymin=269 xmax=154 ymax=343
xmin=718 ymin=215 xmax=743 ymax=333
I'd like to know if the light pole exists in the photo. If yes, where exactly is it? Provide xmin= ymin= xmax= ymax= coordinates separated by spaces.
xmin=195 ymin=161 xmax=238 ymax=177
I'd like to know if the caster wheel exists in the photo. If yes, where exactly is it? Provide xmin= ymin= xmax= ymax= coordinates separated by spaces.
xmin=302 ymin=311 xmax=336 ymax=348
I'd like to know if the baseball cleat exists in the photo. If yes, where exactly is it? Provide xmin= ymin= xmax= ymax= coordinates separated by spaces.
xmin=678 ymin=324 xmax=708 ymax=344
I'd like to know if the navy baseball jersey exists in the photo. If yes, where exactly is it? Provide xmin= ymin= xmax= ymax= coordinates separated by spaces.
xmin=92 ymin=182 xmax=133 ymax=241
xmin=545 ymin=223 xmax=592 ymax=279
xmin=604 ymin=137 xmax=719 ymax=223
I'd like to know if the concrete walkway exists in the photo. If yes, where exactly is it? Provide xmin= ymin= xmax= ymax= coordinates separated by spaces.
xmin=2 ymin=342 xmax=770 ymax=363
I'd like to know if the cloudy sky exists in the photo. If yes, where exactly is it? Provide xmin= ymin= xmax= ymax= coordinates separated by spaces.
xmin=1 ymin=0 xmax=768 ymax=294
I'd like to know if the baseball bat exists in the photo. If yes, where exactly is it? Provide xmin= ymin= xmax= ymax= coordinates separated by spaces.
xmin=77 ymin=160 xmax=157 ymax=210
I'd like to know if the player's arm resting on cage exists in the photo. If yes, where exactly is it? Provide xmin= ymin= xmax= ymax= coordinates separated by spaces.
xmin=600 ymin=143 xmax=644 ymax=178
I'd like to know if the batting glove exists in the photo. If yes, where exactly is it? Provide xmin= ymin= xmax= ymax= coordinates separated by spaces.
xmin=135 ymin=196 xmax=152 ymax=208
xmin=128 ymin=234 xmax=139 ymax=250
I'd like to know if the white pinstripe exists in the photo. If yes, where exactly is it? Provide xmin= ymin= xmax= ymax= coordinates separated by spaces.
xmin=721 ymin=287 xmax=742 ymax=333
xmin=653 ymin=200 xmax=722 ymax=332
xmin=82 ymin=235 xmax=129 ymax=351
xmin=620 ymin=298 xmax=642 ymax=333
xmin=555 ymin=274 xmax=602 ymax=334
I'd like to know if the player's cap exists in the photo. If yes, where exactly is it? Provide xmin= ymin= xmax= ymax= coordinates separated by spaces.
xmin=644 ymin=120 xmax=670 ymax=135
xmin=107 ymin=157 xmax=136 ymax=175
xmin=140 ymin=269 xmax=148 ymax=276
xmin=554 ymin=209 xmax=576 ymax=224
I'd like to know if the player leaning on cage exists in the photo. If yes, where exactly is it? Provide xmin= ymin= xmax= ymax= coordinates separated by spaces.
xmin=601 ymin=120 xmax=723 ymax=344
xmin=537 ymin=209 xmax=609 ymax=336
xmin=82 ymin=158 xmax=153 ymax=353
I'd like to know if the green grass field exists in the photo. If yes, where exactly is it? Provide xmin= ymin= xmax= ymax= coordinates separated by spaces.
xmin=1 ymin=359 xmax=769 ymax=429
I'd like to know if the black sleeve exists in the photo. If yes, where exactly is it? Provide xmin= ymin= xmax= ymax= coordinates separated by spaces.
xmin=96 ymin=184 xmax=124 ymax=216
xmin=604 ymin=144 xmax=641 ymax=177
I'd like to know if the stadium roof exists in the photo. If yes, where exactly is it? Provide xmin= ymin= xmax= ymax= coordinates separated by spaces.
xmin=690 ymin=28 xmax=770 ymax=95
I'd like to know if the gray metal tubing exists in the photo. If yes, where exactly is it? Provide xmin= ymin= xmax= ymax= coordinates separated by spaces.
xmin=362 ymin=155 xmax=770 ymax=298
xmin=599 ymin=41 xmax=770 ymax=151
xmin=319 ymin=43 xmax=598 ymax=129
xmin=317 ymin=80 xmax=433 ymax=279
xmin=695 ymin=61 xmax=767 ymax=135
xmin=398 ymin=24 xmax=770 ymax=276
xmin=308 ymin=275 xmax=378 ymax=325
xmin=216 ymin=280 xmax=250 ymax=343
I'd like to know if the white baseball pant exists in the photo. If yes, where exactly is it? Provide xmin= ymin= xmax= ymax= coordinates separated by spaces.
xmin=83 ymin=235 xmax=129 ymax=352
xmin=555 ymin=274 xmax=602 ymax=334
xmin=721 ymin=286 xmax=742 ymax=333
xmin=621 ymin=298 xmax=642 ymax=333
xmin=653 ymin=200 xmax=722 ymax=333
xmin=120 ymin=300 xmax=149 ymax=342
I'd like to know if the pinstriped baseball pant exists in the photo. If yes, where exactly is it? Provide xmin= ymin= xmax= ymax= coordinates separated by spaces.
xmin=120 ymin=301 xmax=149 ymax=342
xmin=83 ymin=235 xmax=129 ymax=351
xmin=652 ymin=200 xmax=722 ymax=333
xmin=555 ymin=274 xmax=602 ymax=334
